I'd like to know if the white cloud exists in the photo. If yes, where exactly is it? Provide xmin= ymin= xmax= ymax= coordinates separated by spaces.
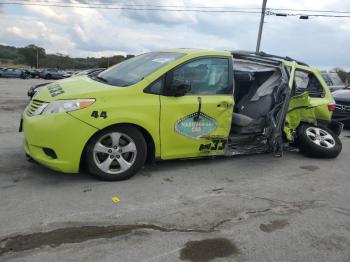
xmin=25 ymin=5 xmax=71 ymax=23
xmin=6 ymin=26 xmax=24 ymax=38
xmin=0 ymin=0 xmax=349 ymax=68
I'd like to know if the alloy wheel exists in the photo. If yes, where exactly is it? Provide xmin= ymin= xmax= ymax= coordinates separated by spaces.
xmin=305 ymin=127 xmax=335 ymax=149
xmin=93 ymin=132 xmax=137 ymax=174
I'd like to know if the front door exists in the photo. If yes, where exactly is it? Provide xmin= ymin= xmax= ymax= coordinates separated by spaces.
xmin=160 ymin=57 xmax=234 ymax=159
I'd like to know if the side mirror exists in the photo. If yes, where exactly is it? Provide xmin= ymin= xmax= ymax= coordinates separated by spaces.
xmin=172 ymin=80 xmax=191 ymax=97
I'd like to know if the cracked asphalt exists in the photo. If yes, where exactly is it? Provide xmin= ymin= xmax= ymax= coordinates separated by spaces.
xmin=1 ymin=79 xmax=350 ymax=262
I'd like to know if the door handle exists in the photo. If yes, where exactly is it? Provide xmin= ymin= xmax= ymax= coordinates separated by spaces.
xmin=194 ymin=97 xmax=202 ymax=121
xmin=217 ymin=101 xmax=232 ymax=109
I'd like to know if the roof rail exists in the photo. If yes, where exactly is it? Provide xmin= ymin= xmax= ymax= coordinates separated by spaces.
xmin=231 ymin=50 xmax=309 ymax=66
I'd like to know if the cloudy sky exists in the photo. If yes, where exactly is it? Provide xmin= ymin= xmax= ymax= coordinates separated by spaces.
xmin=0 ymin=0 xmax=349 ymax=69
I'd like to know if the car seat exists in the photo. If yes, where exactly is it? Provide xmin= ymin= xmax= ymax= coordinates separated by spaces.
xmin=231 ymin=71 xmax=276 ymax=134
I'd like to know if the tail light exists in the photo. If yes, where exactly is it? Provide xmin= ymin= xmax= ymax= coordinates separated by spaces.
xmin=328 ymin=103 xmax=336 ymax=111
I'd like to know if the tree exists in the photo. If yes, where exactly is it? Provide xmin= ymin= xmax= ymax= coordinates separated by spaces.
xmin=334 ymin=68 xmax=350 ymax=85
xmin=97 ymin=55 xmax=126 ymax=68
xmin=0 ymin=44 xmax=133 ymax=70
xmin=17 ymin=45 xmax=46 ymax=68
xmin=126 ymin=54 xmax=135 ymax=59
xmin=0 ymin=44 xmax=18 ymax=59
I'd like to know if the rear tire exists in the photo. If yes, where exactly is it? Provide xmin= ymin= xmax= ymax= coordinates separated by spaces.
xmin=85 ymin=125 xmax=147 ymax=181
xmin=296 ymin=123 xmax=342 ymax=158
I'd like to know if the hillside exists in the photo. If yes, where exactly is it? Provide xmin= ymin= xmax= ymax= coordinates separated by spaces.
xmin=0 ymin=44 xmax=134 ymax=69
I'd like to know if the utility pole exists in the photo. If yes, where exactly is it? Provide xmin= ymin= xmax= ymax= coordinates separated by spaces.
xmin=36 ymin=48 xmax=39 ymax=68
xmin=256 ymin=0 xmax=267 ymax=53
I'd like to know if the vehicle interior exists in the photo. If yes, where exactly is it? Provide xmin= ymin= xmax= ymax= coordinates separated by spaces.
xmin=227 ymin=59 xmax=289 ymax=155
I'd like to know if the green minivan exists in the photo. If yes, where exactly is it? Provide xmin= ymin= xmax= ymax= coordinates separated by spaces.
xmin=21 ymin=49 xmax=343 ymax=180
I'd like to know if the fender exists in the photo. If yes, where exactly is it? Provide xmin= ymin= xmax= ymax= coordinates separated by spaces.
xmin=69 ymin=110 xmax=161 ymax=158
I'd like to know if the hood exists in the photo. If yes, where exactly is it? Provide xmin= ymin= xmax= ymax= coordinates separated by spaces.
xmin=332 ymin=89 xmax=350 ymax=103
xmin=33 ymin=76 xmax=116 ymax=102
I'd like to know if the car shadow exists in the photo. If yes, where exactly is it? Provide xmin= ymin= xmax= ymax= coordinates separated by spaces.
xmin=2 ymin=141 xmax=342 ymax=186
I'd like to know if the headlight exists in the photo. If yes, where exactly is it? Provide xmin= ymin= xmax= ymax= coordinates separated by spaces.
xmin=41 ymin=99 xmax=95 ymax=115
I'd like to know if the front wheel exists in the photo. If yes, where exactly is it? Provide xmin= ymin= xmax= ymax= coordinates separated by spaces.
xmin=296 ymin=124 xmax=342 ymax=158
xmin=85 ymin=125 xmax=147 ymax=181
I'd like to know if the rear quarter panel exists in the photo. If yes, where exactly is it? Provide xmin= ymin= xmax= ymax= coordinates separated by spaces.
xmin=284 ymin=64 xmax=333 ymax=140
xmin=301 ymin=65 xmax=333 ymax=122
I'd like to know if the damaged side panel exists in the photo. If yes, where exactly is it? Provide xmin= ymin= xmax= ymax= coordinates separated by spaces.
xmin=283 ymin=64 xmax=333 ymax=141
xmin=225 ymin=57 xmax=290 ymax=156
xmin=284 ymin=92 xmax=315 ymax=140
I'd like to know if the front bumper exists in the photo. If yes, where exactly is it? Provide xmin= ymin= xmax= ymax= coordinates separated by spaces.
xmin=332 ymin=111 xmax=350 ymax=125
xmin=332 ymin=101 xmax=350 ymax=125
xmin=22 ymin=110 xmax=98 ymax=173
xmin=327 ymin=120 xmax=344 ymax=136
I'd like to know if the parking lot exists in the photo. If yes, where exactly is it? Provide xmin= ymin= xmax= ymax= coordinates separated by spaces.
xmin=0 ymin=78 xmax=349 ymax=262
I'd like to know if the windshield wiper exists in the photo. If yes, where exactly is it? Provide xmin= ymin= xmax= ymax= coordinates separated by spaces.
xmin=91 ymin=75 xmax=109 ymax=84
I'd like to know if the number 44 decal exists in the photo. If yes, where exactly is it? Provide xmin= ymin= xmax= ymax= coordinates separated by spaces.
xmin=91 ymin=111 xmax=107 ymax=119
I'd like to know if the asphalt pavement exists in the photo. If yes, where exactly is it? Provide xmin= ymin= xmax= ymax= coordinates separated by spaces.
xmin=0 ymin=78 xmax=349 ymax=262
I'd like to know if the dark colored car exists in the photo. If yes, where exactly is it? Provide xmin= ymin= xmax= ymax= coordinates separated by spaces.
xmin=332 ymin=89 xmax=350 ymax=126
xmin=27 ymin=68 xmax=106 ymax=98
xmin=321 ymin=72 xmax=347 ymax=92
xmin=39 ymin=68 xmax=69 ymax=79
xmin=0 ymin=68 xmax=28 ymax=78
xmin=27 ymin=69 xmax=41 ymax=78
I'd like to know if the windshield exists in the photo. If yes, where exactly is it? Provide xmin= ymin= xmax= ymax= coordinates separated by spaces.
xmin=328 ymin=73 xmax=344 ymax=86
xmin=321 ymin=73 xmax=344 ymax=86
xmin=97 ymin=52 xmax=185 ymax=86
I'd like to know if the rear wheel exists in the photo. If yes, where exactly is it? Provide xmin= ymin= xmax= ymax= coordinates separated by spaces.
xmin=86 ymin=125 xmax=147 ymax=181
xmin=297 ymin=124 xmax=342 ymax=158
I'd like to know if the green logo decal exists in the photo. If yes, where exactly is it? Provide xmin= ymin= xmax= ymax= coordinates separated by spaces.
xmin=175 ymin=112 xmax=217 ymax=140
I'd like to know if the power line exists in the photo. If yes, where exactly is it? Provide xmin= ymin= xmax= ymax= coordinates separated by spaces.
xmin=0 ymin=0 xmax=350 ymax=17
xmin=266 ymin=11 xmax=350 ymax=18
xmin=267 ymin=8 xmax=350 ymax=14
xmin=0 ymin=0 xmax=262 ymax=9
xmin=0 ymin=0 xmax=261 ymax=14
xmin=4 ymin=0 xmax=350 ymax=14
xmin=0 ymin=1 xmax=262 ymax=13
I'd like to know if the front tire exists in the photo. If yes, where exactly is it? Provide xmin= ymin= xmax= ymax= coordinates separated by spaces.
xmin=85 ymin=125 xmax=147 ymax=181
xmin=296 ymin=124 xmax=342 ymax=158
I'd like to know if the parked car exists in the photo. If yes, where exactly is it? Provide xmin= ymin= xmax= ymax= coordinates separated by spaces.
xmin=26 ymin=69 xmax=41 ymax=78
xmin=321 ymin=72 xmax=347 ymax=92
xmin=21 ymin=49 xmax=343 ymax=181
xmin=39 ymin=68 xmax=69 ymax=79
xmin=0 ymin=68 xmax=28 ymax=78
xmin=332 ymin=89 xmax=350 ymax=126
xmin=27 ymin=68 xmax=106 ymax=99
xmin=65 ymin=71 xmax=74 ymax=78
